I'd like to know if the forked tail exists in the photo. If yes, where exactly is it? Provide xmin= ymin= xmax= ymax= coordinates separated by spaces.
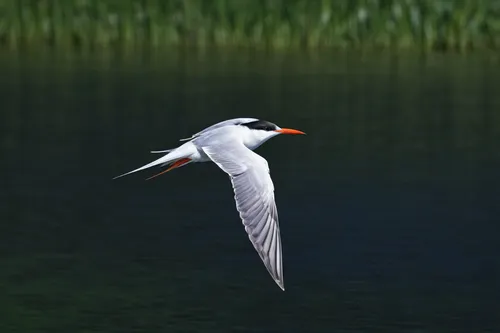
xmin=113 ymin=147 xmax=190 ymax=180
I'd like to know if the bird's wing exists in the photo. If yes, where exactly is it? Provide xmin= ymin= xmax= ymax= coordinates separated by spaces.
xmin=180 ymin=118 xmax=258 ymax=141
xmin=202 ymin=142 xmax=284 ymax=290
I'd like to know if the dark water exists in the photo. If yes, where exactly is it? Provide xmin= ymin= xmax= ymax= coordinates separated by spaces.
xmin=1 ymin=50 xmax=499 ymax=332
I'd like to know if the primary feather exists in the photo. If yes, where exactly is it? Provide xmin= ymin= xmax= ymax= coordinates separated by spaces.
xmin=201 ymin=141 xmax=284 ymax=290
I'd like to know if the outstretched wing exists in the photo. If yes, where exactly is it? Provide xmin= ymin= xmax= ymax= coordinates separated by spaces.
xmin=180 ymin=118 xmax=258 ymax=141
xmin=202 ymin=142 xmax=284 ymax=290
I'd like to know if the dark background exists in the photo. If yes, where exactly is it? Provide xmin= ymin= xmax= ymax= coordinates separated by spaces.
xmin=1 ymin=50 xmax=499 ymax=332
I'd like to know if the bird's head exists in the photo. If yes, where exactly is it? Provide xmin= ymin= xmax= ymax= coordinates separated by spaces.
xmin=240 ymin=119 xmax=305 ymax=149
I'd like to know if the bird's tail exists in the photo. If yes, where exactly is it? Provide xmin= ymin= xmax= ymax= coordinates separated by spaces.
xmin=113 ymin=146 xmax=189 ymax=180
xmin=150 ymin=149 xmax=173 ymax=154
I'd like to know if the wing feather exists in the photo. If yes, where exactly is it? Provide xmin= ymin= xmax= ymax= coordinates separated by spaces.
xmin=180 ymin=118 xmax=258 ymax=141
xmin=202 ymin=143 xmax=284 ymax=290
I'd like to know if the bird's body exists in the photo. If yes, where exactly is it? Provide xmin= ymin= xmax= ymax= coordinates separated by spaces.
xmin=114 ymin=118 xmax=305 ymax=290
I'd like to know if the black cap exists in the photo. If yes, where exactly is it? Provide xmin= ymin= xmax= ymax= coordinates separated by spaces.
xmin=241 ymin=120 xmax=278 ymax=131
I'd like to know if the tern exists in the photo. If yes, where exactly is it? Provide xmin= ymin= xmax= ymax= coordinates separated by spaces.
xmin=114 ymin=118 xmax=305 ymax=290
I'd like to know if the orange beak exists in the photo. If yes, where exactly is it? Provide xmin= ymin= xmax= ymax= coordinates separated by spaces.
xmin=275 ymin=128 xmax=306 ymax=135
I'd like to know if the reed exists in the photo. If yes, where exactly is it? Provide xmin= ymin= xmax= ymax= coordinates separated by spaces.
xmin=0 ymin=0 xmax=498 ymax=51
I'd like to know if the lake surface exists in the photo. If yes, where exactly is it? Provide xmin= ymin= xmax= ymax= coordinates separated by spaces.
xmin=1 ymin=50 xmax=499 ymax=332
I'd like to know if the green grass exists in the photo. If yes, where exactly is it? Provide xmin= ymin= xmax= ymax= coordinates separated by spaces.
xmin=0 ymin=0 xmax=499 ymax=51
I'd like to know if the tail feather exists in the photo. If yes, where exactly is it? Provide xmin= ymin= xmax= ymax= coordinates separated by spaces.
xmin=113 ymin=150 xmax=181 ymax=180
xmin=150 ymin=149 xmax=173 ymax=154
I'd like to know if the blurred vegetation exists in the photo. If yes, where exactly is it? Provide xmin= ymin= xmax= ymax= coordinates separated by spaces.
xmin=0 ymin=0 xmax=499 ymax=51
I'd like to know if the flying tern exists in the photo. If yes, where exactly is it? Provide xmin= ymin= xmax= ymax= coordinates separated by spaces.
xmin=114 ymin=118 xmax=306 ymax=290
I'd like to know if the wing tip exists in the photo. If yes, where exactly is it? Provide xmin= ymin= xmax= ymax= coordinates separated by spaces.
xmin=276 ymin=280 xmax=285 ymax=291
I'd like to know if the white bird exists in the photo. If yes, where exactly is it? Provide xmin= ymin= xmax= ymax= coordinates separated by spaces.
xmin=114 ymin=118 xmax=305 ymax=290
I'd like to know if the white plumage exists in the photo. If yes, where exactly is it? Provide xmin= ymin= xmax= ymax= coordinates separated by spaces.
xmin=114 ymin=118 xmax=306 ymax=290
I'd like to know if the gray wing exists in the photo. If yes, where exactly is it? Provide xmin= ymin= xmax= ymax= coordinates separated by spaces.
xmin=180 ymin=118 xmax=258 ymax=141
xmin=202 ymin=142 xmax=284 ymax=290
